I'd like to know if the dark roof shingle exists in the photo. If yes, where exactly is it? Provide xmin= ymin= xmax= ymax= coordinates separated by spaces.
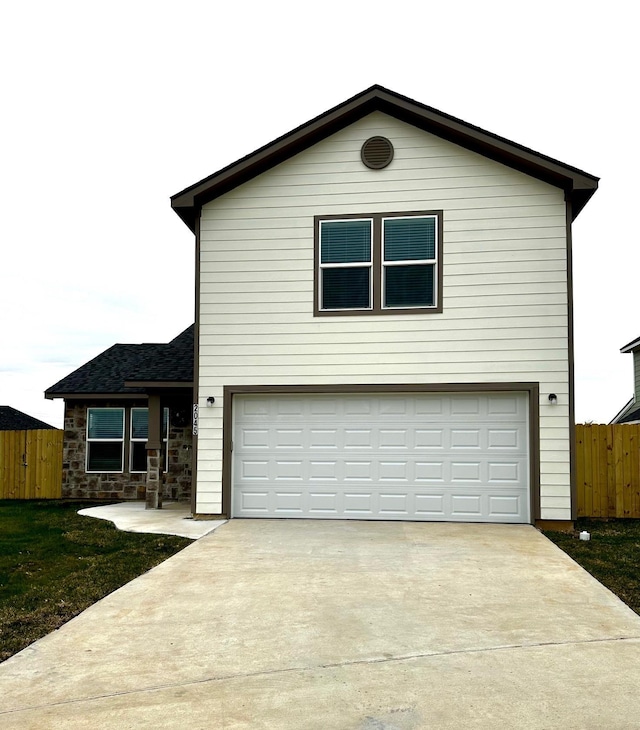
xmin=45 ymin=325 xmax=194 ymax=397
xmin=125 ymin=325 xmax=194 ymax=383
xmin=0 ymin=406 xmax=56 ymax=431
xmin=618 ymin=406 xmax=640 ymax=424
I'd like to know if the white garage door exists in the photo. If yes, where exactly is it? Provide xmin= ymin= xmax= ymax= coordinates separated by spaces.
xmin=232 ymin=392 xmax=530 ymax=523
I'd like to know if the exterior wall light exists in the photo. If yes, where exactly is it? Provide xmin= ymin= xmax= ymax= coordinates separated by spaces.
xmin=548 ymin=394 xmax=558 ymax=404
xmin=206 ymin=396 xmax=216 ymax=406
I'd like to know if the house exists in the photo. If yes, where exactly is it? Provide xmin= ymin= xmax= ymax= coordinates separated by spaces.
xmin=611 ymin=336 xmax=640 ymax=424
xmin=0 ymin=406 xmax=56 ymax=431
xmin=170 ymin=85 xmax=598 ymax=527
xmin=45 ymin=326 xmax=194 ymax=506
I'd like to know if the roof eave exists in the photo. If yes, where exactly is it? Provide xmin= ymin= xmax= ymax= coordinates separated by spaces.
xmin=621 ymin=336 xmax=640 ymax=353
xmin=171 ymin=85 xmax=599 ymax=232
xmin=123 ymin=380 xmax=194 ymax=389
xmin=610 ymin=397 xmax=636 ymax=424
xmin=45 ymin=392 xmax=146 ymax=401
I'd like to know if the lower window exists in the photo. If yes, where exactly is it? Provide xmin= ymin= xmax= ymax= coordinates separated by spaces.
xmin=87 ymin=408 xmax=125 ymax=472
xmin=86 ymin=407 xmax=169 ymax=474
xmin=130 ymin=408 xmax=169 ymax=473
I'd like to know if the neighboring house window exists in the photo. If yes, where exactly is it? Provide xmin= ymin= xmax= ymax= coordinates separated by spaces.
xmin=130 ymin=408 xmax=169 ymax=473
xmin=315 ymin=211 xmax=442 ymax=315
xmin=86 ymin=408 xmax=124 ymax=472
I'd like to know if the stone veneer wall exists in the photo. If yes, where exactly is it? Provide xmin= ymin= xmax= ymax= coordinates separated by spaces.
xmin=62 ymin=400 xmax=192 ymax=501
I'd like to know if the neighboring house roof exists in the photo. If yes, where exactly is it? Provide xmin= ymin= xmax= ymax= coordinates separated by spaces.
xmin=45 ymin=325 xmax=194 ymax=398
xmin=617 ymin=405 xmax=640 ymax=424
xmin=0 ymin=406 xmax=56 ymax=431
xmin=621 ymin=336 xmax=640 ymax=353
xmin=171 ymin=84 xmax=599 ymax=232
xmin=611 ymin=397 xmax=636 ymax=424
xmin=610 ymin=335 xmax=640 ymax=424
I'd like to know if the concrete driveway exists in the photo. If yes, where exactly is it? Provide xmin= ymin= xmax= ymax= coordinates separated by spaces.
xmin=2 ymin=521 xmax=640 ymax=729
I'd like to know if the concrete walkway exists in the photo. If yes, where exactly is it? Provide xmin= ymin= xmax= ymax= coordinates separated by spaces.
xmin=77 ymin=501 xmax=225 ymax=540
xmin=2 ymin=521 xmax=640 ymax=728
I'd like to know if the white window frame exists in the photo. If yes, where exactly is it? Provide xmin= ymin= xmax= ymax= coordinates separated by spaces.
xmin=318 ymin=218 xmax=374 ymax=312
xmin=129 ymin=407 xmax=169 ymax=473
xmin=381 ymin=215 xmax=438 ymax=310
xmin=86 ymin=407 xmax=125 ymax=473
xmin=315 ymin=211 xmax=442 ymax=316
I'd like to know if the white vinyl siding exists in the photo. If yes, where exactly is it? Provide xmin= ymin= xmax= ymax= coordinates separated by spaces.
xmin=197 ymin=112 xmax=571 ymax=520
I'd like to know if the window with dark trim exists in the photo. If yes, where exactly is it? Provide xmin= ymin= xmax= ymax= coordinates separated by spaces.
xmin=314 ymin=211 xmax=442 ymax=315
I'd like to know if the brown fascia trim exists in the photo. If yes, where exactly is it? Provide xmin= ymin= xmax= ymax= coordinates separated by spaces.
xmin=123 ymin=381 xmax=194 ymax=389
xmin=221 ymin=382 xmax=541 ymax=523
xmin=191 ymin=216 xmax=201 ymax=515
xmin=566 ymin=200 xmax=577 ymax=522
xmin=171 ymin=84 xmax=599 ymax=232
xmin=44 ymin=392 xmax=145 ymax=401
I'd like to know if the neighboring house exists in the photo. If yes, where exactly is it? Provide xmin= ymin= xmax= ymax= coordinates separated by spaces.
xmin=45 ymin=326 xmax=194 ymax=505
xmin=170 ymin=85 xmax=598 ymax=526
xmin=611 ymin=336 xmax=640 ymax=424
xmin=0 ymin=406 xmax=56 ymax=431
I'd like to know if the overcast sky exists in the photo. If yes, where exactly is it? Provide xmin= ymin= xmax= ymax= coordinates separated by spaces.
xmin=1 ymin=1 xmax=636 ymax=428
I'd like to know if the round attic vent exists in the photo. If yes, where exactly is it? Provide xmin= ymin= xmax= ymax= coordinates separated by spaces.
xmin=361 ymin=136 xmax=394 ymax=169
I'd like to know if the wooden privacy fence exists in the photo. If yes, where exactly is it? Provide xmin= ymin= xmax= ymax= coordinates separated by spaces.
xmin=575 ymin=424 xmax=640 ymax=518
xmin=0 ymin=429 xmax=63 ymax=499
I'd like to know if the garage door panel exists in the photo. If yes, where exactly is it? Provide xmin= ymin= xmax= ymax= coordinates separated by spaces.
xmin=488 ymin=461 xmax=521 ymax=483
xmin=242 ymin=429 xmax=269 ymax=448
xmin=241 ymin=460 xmax=269 ymax=480
xmin=310 ymin=429 xmax=338 ymax=449
xmin=344 ymin=461 xmax=374 ymax=481
xmin=415 ymin=430 xmax=444 ymax=448
xmin=239 ymin=490 xmax=270 ymax=512
xmin=415 ymin=461 xmax=445 ymax=482
xmin=451 ymin=494 xmax=483 ymax=516
xmin=275 ymin=430 xmax=304 ymax=449
xmin=489 ymin=495 xmax=522 ymax=516
xmin=488 ymin=429 xmax=520 ymax=449
xmin=414 ymin=493 xmax=446 ymax=515
xmin=233 ymin=392 xmax=530 ymax=523
xmin=309 ymin=460 xmax=338 ymax=480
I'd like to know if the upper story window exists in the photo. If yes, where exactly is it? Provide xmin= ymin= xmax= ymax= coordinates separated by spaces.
xmin=314 ymin=211 xmax=442 ymax=316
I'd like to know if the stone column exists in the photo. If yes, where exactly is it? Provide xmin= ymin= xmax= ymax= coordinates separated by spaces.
xmin=145 ymin=393 xmax=163 ymax=509
xmin=146 ymin=448 xmax=162 ymax=509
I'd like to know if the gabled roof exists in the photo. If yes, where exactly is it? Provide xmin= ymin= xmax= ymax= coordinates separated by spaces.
xmin=45 ymin=325 xmax=194 ymax=399
xmin=621 ymin=336 xmax=640 ymax=353
xmin=171 ymin=84 xmax=599 ymax=232
xmin=0 ymin=406 xmax=56 ymax=431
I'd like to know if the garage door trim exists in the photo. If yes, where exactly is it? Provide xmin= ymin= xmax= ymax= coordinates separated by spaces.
xmin=222 ymin=383 xmax=540 ymax=523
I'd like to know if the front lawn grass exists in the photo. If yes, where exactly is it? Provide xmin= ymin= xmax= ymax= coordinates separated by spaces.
xmin=0 ymin=500 xmax=191 ymax=662
xmin=543 ymin=518 xmax=640 ymax=615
